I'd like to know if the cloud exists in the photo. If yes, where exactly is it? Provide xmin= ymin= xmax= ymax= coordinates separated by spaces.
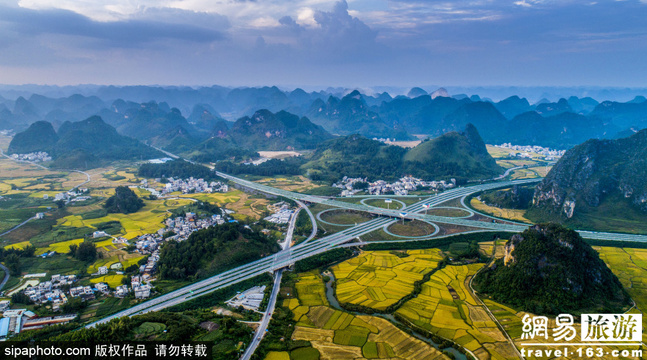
xmin=0 ymin=5 xmax=228 ymax=47
xmin=1 ymin=0 xmax=647 ymax=86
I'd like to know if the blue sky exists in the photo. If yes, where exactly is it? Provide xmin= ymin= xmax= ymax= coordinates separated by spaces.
xmin=0 ymin=0 xmax=646 ymax=87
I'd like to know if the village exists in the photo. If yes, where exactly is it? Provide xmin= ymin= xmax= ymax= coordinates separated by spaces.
xmin=495 ymin=143 xmax=566 ymax=160
xmin=8 ymin=151 xmax=52 ymax=162
xmin=333 ymin=175 xmax=456 ymax=197
xmin=139 ymin=177 xmax=229 ymax=197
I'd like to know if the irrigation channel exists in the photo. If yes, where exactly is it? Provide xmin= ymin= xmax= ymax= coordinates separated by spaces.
xmin=322 ymin=272 xmax=467 ymax=360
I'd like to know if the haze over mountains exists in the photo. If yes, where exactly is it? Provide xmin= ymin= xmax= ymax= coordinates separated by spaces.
xmin=2 ymin=85 xmax=646 ymax=151
xmin=3 ymin=84 xmax=647 ymax=176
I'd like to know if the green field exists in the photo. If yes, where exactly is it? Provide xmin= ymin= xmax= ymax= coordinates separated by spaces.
xmin=362 ymin=198 xmax=404 ymax=210
xmin=426 ymin=207 xmax=471 ymax=217
xmin=319 ymin=209 xmax=374 ymax=225
xmin=386 ymin=220 xmax=436 ymax=237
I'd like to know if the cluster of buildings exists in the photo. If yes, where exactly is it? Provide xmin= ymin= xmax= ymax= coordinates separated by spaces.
xmin=0 ymin=304 xmax=77 ymax=338
xmin=132 ymin=211 xmax=229 ymax=285
xmin=263 ymin=201 xmax=294 ymax=224
xmin=46 ymin=187 xmax=90 ymax=204
xmin=495 ymin=143 xmax=566 ymax=160
xmin=334 ymin=175 xmax=456 ymax=196
xmin=9 ymin=152 xmax=52 ymax=162
xmin=135 ymin=212 xmax=227 ymax=256
xmin=22 ymin=274 xmax=77 ymax=311
xmin=333 ymin=177 xmax=368 ymax=197
xmin=140 ymin=177 xmax=228 ymax=197
xmin=225 ymin=285 xmax=266 ymax=311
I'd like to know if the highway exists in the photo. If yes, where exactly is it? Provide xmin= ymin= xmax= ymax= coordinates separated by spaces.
xmin=0 ymin=263 xmax=10 ymax=292
xmin=240 ymin=205 xmax=300 ymax=360
xmin=87 ymin=178 xmax=546 ymax=328
xmin=83 ymin=154 xmax=647 ymax=360
xmin=87 ymin=170 xmax=647 ymax=331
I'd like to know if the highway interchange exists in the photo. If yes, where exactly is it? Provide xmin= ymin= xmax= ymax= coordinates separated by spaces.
xmin=88 ymin=171 xmax=647 ymax=332
xmin=79 ymin=157 xmax=647 ymax=359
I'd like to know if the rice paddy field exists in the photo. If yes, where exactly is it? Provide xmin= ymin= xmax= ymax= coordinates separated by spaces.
xmin=256 ymin=175 xmax=322 ymax=193
xmin=90 ymin=274 xmax=125 ymax=287
xmin=396 ymin=264 xmax=519 ymax=360
xmin=469 ymin=198 xmax=531 ymax=223
xmin=34 ymin=238 xmax=84 ymax=255
xmin=487 ymin=145 xmax=547 ymax=160
xmin=330 ymin=250 xmax=443 ymax=311
xmin=56 ymin=197 xmax=194 ymax=240
xmin=279 ymin=270 xmax=446 ymax=360
xmin=178 ymin=189 xmax=269 ymax=220
xmin=510 ymin=168 xmax=539 ymax=179
xmin=596 ymin=246 xmax=647 ymax=343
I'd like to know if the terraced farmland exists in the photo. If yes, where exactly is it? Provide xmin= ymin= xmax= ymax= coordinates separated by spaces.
xmin=469 ymin=198 xmax=530 ymax=223
xmin=396 ymin=264 xmax=518 ymax=360
xmin=331 ymin=250 xmax=444 ymax=311
xmin=57 ymin=197 xmax=194 ymax=240
xmin=596 ymin=246 xmax=647 ymax=343
xmin=280 ymin=270 xmax=447 ymax=360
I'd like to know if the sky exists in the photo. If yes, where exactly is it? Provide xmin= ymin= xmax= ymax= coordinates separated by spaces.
xmin=0 ymin=0 xmax=647 ymax=87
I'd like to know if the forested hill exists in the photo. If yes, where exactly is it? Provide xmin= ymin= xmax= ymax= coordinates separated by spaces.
xmin=157 ymin=222 xmax=280 ymax=280
xmin=528 ymin=128 xmax=647 ymax=229
xmin=302 ymin=123 xmax=503 ymax=183
xmin=7 ymin=116 xmax=160 ymax=169
xmin=475 ymin=223 xmax=631 ymax=315
xmin=228 ymin=109 xmax=333 ymax=150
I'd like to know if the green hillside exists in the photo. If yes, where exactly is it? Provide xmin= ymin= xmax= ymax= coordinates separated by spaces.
xmin=7 ymin=120 xmax=58 ymax=154
xmin=528 ymin=128 xmax=647 ymax=233
xmin=8 ymin=116 xmax=160 ymax=169
xmin=302 ymin=123 xmax=502 ymax=183
xmin=475 ymin=223 xmax=631 ymax=315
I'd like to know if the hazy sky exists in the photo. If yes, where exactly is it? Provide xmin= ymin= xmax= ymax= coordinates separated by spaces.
xmin=1 ymin=0 xmax=646 ymax=87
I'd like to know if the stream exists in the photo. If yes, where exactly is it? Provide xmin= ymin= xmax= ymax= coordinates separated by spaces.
xmin=323 ymin=272 xmax=467 ymax=360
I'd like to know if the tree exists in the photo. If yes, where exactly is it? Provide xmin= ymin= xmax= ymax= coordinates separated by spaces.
xmin=11 ymin=292 xmax=32 ymax=305
xmin=104 ymin=186 xmax=144 ymax=214
xmin=74 ymin=241 xmax=97 ymax=262
xmin=5 ymin=253 xmax=21 ymax=276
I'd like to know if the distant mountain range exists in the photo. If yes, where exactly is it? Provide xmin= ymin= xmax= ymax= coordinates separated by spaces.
xmin=528 ymin=128 xmax=647 ymax=231
xmin=8 ymin=117 xmax=160 ymax=169
xmin=2 ymin=85 xmax=647 ymax=151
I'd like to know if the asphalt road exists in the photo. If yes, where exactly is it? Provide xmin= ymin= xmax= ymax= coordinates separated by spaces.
xmin=0 ymin=263 xmax=10 ymax=292
xmin=85 ymin=152 xmax=647 ymax=360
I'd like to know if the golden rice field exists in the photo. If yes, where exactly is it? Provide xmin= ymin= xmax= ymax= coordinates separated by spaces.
xmin=257 ymin=175 xmax=321 ymax=193
xmin=526 ymin=165 xmax=551 ymax=177
xmin=495 ymin=159 xmax=542 ymax=169
xmin=331 ymin=250 xmax=444 ymax=310
xmin=396 ymin=264 xmax=519 ymax=360
xmin=470 ymin=198 xmax=531 ymax=223
xmin=595 ymin=246 xmax=647 ymax=343
xmin=510 ymin=168 xmax=539 ymax=180
xmin=263 ymin=352 xmax=290 ymax=360
xmin=90 ymin=274 xmax=125 ymax=288
xmin=486 ymin=297 xmax=640 ymax=358
xmin=57 ymin=198 xmax=193 ymax=240
xmin=35 ymin=238 xmax=84 ymax=255
xmin=284 ymin=270 xmax=446 ymax=360
xmin=4 ymin=240 xmax=32 ymax=250
xmin=177 ymin=189 xmax=269 ymax=220
xmin=87 ymin=250 xmax=144 ymax=274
